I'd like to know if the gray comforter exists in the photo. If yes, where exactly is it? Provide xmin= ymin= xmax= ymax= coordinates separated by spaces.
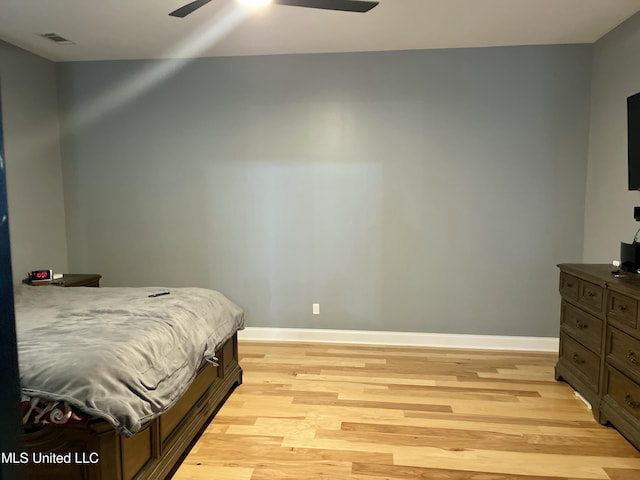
xmin=14 ymin=284 xmax=244 ymax=437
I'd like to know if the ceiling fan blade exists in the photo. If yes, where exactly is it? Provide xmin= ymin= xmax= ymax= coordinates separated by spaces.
xmin=275 ymin=0 xmax=379 ymax=13
xmin=169 ymin=0 xmax=214 ymax=18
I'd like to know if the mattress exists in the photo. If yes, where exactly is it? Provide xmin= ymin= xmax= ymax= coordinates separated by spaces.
xmin=14 ymin=284 xmax=244 ymax=437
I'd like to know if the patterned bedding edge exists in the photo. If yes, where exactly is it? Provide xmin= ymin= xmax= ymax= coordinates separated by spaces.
xmin=21 ymin=395 xmax=90 ymax=427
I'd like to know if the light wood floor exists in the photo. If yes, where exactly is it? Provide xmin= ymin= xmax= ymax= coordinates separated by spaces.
xmin=173 ymin=341 xmax=640 ymax=480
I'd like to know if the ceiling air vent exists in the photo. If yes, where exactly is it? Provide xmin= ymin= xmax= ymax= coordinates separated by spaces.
xmin=39 ymin=33 xmax=75 ymax=45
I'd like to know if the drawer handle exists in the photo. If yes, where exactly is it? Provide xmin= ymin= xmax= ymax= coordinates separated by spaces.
xmin=566 ymin=283 xmax=574 ymax=288
xmin=572 ymin=353 xmax=585 ymax=365
xmin=587 ymin=291 xmax=596 ymax=297
xmin=575 ymin=319 xmax=587 ymax=330
xmin=628 ymin=351 xmax=640 ymax=366
xmin=618 ymin=305 xmax=627 ymax=312
xmin=625 ymin=394 xmax=640 ymax=409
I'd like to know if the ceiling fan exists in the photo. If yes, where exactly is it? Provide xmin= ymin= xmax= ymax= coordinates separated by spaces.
xmin=169 ymin=0 xmax=379 ymax=18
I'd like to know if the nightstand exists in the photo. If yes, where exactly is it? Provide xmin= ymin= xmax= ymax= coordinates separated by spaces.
xmin=23 ymin=274 xmax=102 ymax=287
xmin=54 ymin=274 xmax=102 ymax=287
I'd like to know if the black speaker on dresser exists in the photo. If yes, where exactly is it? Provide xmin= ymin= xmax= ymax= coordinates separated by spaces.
xmin=620 ymin=241 xmax=640 ymax=272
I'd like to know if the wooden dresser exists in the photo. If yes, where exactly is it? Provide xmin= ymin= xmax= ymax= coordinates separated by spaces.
xmin=556 ymin=264 xmax=640 ymax=449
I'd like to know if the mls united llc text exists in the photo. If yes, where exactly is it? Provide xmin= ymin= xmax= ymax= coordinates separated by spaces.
xmin=1 ymin=451 xmax=99 ymax=464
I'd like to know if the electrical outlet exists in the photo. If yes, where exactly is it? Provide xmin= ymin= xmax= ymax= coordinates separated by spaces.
xmin=312 ymin=303 xmax=320 ymax=315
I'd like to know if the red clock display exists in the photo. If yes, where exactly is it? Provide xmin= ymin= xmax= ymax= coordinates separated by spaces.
xmin=28 ymin=269 xmax=53 ymax=282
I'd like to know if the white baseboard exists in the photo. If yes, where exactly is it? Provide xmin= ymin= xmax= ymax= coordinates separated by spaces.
xmin=574 ymin=391 xmax=592 ymax=410
xmin=238 ymin=327 xmax=559 ymax=352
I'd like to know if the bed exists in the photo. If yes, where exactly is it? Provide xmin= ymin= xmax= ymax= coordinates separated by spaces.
xmin=13 ymin=284 xmax=244 ymax=480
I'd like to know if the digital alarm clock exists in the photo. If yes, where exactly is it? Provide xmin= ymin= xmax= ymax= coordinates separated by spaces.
xmin=28 ymin=269 xmax=53 ymax=283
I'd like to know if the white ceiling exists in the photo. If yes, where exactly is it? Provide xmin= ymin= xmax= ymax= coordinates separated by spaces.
xmin=0 ymin=0 xmax=639 ymax=62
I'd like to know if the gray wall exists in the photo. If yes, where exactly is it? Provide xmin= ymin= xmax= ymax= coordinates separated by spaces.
xmin=0 ymin=40 xmax=68 ymax=283
xmin=57 ymin=45 xmax=592 ymax=337
xmin=584 ymin=12 xmax=640 ymax=261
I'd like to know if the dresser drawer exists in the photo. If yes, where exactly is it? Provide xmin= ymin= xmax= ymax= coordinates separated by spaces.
xmin=577 ymin=279 xmax=604 ymax=313
xmin=607 ymin=327 xmax=640 ymax=381
xmin=608 ymin=291 xmax=638 ymax=330
xmin=559 ymin=273 xmax=579 ymax=301
xmin=605 ymin=367 xmax=640 ymax=423
xmin=560 ymin=301 xmax=602 ymax=354
xmin=559 ymin=333 xmax=600 ymax=392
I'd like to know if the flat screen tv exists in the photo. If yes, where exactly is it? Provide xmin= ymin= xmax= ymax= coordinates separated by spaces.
xmin=629 ymin=91 xmax=640 ymax=190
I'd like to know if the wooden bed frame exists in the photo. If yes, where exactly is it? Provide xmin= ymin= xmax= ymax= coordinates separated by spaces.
xmin=22 ymin=333 xmax=242 ymax=480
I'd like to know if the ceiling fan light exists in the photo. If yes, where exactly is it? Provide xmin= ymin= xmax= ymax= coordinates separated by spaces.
xmin=238 ymin=0 xmax=272 ymax=8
